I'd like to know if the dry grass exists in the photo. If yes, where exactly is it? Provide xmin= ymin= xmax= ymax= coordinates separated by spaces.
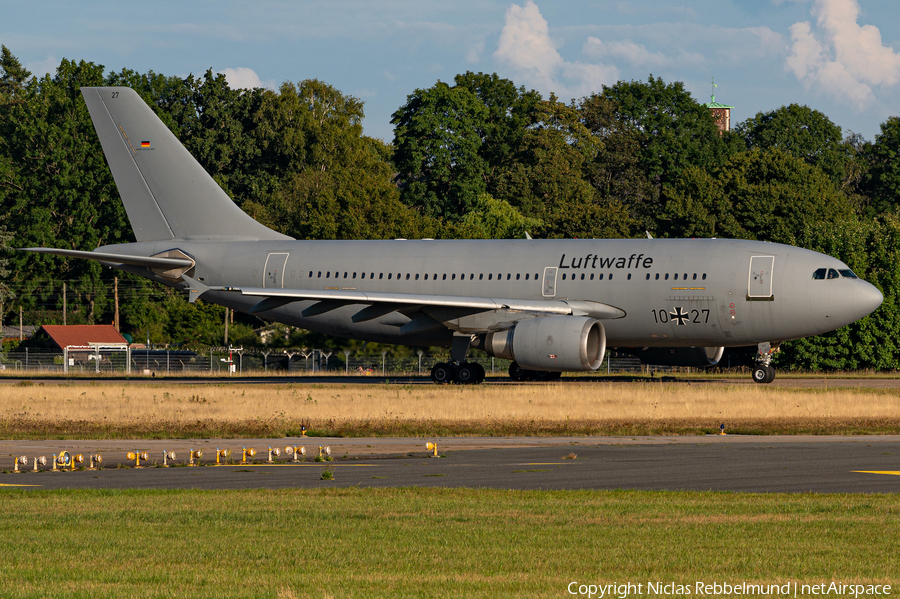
xmin=2 ymin=380 xmax=900 ymax=438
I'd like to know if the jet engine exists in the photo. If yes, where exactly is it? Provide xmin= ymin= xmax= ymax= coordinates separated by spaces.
xmin=628 ymin=346 xmax=725 ymax=368
xmin=481 ymin=316 xmax=605 ymax=372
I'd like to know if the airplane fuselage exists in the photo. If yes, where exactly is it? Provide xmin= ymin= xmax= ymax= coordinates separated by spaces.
xmin=99 ymin=237 xmax=882 ymax=350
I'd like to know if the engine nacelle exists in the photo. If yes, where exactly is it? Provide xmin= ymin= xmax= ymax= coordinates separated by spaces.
xmin=630 ymin=346 xmax=725 ymax=368
xmin=483 ymin=316 xmax=605 ymax=372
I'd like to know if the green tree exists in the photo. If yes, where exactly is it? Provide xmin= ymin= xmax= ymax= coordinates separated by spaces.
xmin=253 ymin=80 xmax=436 ymax=240
xmin=663 ymin=148 xmax=854 ymax=244
xmin=782 ymin=216 xmax=900 ymax=370
xmin=494 ymin=98 xmax=634 ymax=239
xmin=451 ymin=193 xmax=542 ymax=239
xmin=579 ymin=93 xmax=655 ymax=236
xmin=597 ymin=76 xmax=728 ymax=194
xmin=735 ymin=104 xmax=851 ymax=187
xmin=0 ymin=45 xmax=30 ymax=98
xmin=391 ymin=81 xmax=488 ymax=220
xmin=452 ymin=71 xmax=541 ymax=179
xmin=862 ymin=116 xmax=900 ymax=215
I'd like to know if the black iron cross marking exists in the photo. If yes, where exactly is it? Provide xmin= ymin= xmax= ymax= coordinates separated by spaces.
xmin=670 ymin=306 xmax=689 ymax=325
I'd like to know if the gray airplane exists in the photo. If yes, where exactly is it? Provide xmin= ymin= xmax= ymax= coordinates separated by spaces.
xmin=23 ymin=87 xmax=884 ymax=384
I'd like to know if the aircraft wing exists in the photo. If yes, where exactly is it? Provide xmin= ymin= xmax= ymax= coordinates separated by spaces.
xmin=220 ymin=286 xmax=626 ymax=321
xmin=20 ymin=248 xmax=195 ymax=269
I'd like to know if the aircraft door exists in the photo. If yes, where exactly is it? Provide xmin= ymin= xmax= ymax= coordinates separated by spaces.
xmin=264 ymin=253 xmax=289 ymax=288
xmin=542 ymin=267 xmax=558 ymax=297
xmin=748 ymin=256 xmax=775 ymax=299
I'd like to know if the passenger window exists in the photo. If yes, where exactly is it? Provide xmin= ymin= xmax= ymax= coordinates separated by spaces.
xmin=562 ymin=273 xmax=567 ymax=280
xmin=415 ymin=274 xmax=419 ymax=280
xmin=839 ymin=269 xmax=859 ymax=279
xmin=379 ymin=273 xmax=383 ymax=280
xmin=424 ymin=274 xmax=428 ymax=280
xmin=452 ymin=274 xmax=456 ymax=280
xmin=308 ymin=271 xmax=313 ymax=278
xmin=488 ymin=274 xmax=493 ymax=280
xmin=352 ymin=272 xmax=357 ymax=279
xmin=646 ymin=274 xmax=650 ymax=280
xmin=627 ymin=273 xmax=632 ymax=280
xmin=655 ymin=273 xmax=659 ymax=280
xmin=665 ymin=273 xmax=669 ymax=280
xmin=525 ymin=273 xmax=530 ymax=280
xmin=827 ymin=268 xmax=840 ymax=279
xmin=405 ymin=273 xmax=410 ymax=280
xmin=326 ymin=272 xmax=331 ymax=278
xmin=442 ymin=274 xmax=447 ymax=280
xmin=609 ymin=273 xmax=613 ymax=280
xmin=479 ymin=274 xmax=483 ymax=280
xmin=388 ymin=273 xmax=392 ymax=280
xmin=812 ymin=268 xmax=827 ymax=280
xmin=599 ymin=274 xmax=604 ymax=280
xmin=470 ymin=274 xmax=474 ymax=280
xmin=506 ymin=274 xmax=511 ymax=280
xmin=590 ymin=274 xmax=595 ymax=280
xmin=702 ymin=273 xmax=707 ymax=280
xmin=516 ymin=274 xmax=521 ymax=280
xmin=674 ymin=273 xmax=679 ymax=280
xmin=580 ymin=273 xmax=585 ymax=280
xmin=317 ymin=271 xmax=322 ymax=278
xmin=344 ymin=272 xmax=348 ymax=278
xmin=692 ymin=273 xmax=697 ymax=280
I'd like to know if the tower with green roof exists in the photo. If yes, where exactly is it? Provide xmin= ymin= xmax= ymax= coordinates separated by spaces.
xmin=704 ymin=78 xmax=734 ymax=134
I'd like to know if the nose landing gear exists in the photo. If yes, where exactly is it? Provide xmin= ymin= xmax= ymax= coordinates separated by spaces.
xmin=752 ymin=342 xmax=779 ymax=384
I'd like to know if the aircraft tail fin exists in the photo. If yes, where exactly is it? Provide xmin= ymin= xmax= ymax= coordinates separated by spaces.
xmin=81 ymin=87 xmax=291 ymax=242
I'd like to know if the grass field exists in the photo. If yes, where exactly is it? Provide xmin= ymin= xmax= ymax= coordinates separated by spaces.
xmin=0 ymin=488 xmax=895 ymax=598
xmin=2 ymin=380 xmax=900 ymax=438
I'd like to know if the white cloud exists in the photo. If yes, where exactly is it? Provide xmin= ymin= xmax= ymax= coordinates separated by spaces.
xmin=493 ymin=1 xmax=617 ymax=99
xmin=583 ymin=37 xmax=676 ymax=69
xmin=218 ymin=67 xmax=274 ymax=90
xmin=786 ymin=0 xmax=900 ymax=109
xmin=26 ymin=56 xmax=59 ymax=78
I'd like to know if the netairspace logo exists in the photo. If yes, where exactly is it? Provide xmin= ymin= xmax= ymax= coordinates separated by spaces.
xmin=566 ymin=581 xmax=892 ymax=598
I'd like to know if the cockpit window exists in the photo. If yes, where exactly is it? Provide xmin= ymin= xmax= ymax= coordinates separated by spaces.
xmin=812 ymin=268 xmax=827 ymax=280
xmin=827 ymin=268 xmax=840 ymax=279
xmin=839 ymin=269 xmax=859 ymax=279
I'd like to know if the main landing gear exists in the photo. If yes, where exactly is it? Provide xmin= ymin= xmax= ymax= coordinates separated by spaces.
xmin=430 ymin=334 xmax=486 ymax=384
xmin=752 ymin=341 xmax=779 ymax=384
xmin=430 ymin=361 xmax=486 ymax=385
xmin=508 ymin=362 xmax=562 ymax=382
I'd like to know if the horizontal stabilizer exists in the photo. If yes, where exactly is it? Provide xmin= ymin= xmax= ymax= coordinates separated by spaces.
xmin=20 ymin=247 xmax=194 ymax=269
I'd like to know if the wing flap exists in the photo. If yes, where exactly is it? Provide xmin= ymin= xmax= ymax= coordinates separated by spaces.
xmin=220 ymin=287 xmax=626 ymax=319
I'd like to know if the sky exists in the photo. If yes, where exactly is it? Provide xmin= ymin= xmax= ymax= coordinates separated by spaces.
xmin=2 ymin=0 xmax=899 ymax=143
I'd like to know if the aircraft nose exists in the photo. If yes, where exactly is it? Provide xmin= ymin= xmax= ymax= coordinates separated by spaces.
xmin=856 ymin=281 xmax=883 ymax=318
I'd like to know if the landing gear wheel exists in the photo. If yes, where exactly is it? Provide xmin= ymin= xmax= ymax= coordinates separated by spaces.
xmin=431 ymin=362 xmax=455 ymax=384
xmin=455 ymin=363 xmax=478 ymax=384
xmin=472 ymin=362 xmax=486 ymax=383
xmin=508 ymin=362 xmax=527 ymax=382
xmin=752 ymin=365 xmax=776 ymax=384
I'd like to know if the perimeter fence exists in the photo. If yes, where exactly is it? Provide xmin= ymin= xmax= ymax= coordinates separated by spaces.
xmin=0 ymin=347 xmax=671 ymax=377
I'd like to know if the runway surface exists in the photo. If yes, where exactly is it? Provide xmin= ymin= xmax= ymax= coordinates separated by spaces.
xmin=2 ymin=436 xmax=899 ymax=493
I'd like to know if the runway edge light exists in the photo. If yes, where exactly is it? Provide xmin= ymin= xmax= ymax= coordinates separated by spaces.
xmin=426 ymin=442 xmax=438 ymax=457
xmin=13 ymin=456 xmax=27 ymax=473
xmin=32 ymin=456 xmax=46 ymax=473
